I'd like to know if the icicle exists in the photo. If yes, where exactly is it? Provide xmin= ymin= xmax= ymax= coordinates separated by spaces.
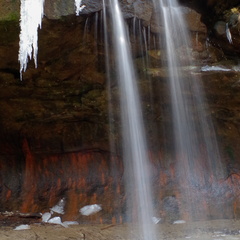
xmin=226 ymin=23 xmax=233 ymax=44
xmin=75 ymin=0 xmax=86 ymax=16
xmin=18 ymin=0 xmax=45 ymax=80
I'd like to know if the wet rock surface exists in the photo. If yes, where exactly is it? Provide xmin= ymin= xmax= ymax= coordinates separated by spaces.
xmin=1 ymin=218 xmax=240 ymax=240
xmin=0 ymin=0 xmax=240 ymax=223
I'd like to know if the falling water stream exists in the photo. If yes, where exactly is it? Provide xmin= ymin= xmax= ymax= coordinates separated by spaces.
xmin=153 ymin=0 xmax=225 ymax=218
xmin=106 ymin=1 xmax=157 ymax=239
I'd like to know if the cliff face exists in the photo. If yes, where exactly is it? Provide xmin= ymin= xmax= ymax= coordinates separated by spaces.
xmin=0 ymin=0 xmax=240 ymax=222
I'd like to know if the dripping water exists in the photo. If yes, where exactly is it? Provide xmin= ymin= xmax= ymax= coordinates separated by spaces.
xmin=83 ymin=17 xmax=89 ymax=42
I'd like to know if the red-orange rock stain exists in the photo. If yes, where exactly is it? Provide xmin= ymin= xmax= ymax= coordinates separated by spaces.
xmin=112 ymin=216 xmax=116 ymax=224
xmin=170 ymin=163 xmax=175 ymax=179
xmin=17 ymin=143 xmax=150 ymax=221
xmin=21 ymin=139 xmax=38 ymax=212
xmin=92 ymin=193 xmax=97 ymax=203
xmin=6 ymin=190 xmax=11 ymax=200
xmin=159 ymin=172 xmax=168 ymax=186
xmin=116 ymin=184 xmax=121 ymax=194
xmin=64 ymin=190 xmax=79 ymax=221
xmin=101 ymin=172 xmax=105 ymax=184
xmin=119 ymin=215 xmax=123 ymax=224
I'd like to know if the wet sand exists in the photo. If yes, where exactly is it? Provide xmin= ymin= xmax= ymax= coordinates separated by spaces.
xmin=1 ymin=219 xmax=240 ymax=239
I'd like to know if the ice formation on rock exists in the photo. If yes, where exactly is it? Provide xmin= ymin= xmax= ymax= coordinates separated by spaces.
xmin=18 ymin=0 xmax=45 ymax=80
xmin=75 ymin=0 xmax=86 ymax=16
xmin=201 ymin=65 xmax=232 ymax=72
xmin=18 ymin=0 xmax=87 ymax=79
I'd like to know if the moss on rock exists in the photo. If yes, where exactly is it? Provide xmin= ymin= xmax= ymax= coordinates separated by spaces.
xmin=0 ymin=0 xmax=20 ymax=21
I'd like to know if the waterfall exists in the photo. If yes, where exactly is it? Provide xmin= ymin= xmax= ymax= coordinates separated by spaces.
xmin=153 ymin=0 xmax=226 ymax=219
xmin=106 ymin=1 xmax=157 ymax=239
xmin=17 ymin=0 xmax=228 ymax=228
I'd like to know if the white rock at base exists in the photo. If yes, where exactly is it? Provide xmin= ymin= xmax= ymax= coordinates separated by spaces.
xmin=42 ymin=212 xmax=52 ymax=223
xmin=50 ymin=198 xmax=65 ymax=214
xmin=80 ymin=204 xmax=102 ymax=216
xmin=48 ymin=216 xmax=68 ymax=228
xmin=173 ymin=220 xmax=186 ymax=224
xmin=14 ymin=224 xmax=31 ymax=230
xmin=63 ymin=221 xmax=79 ymax=226
xmin=48 ymin=216 xmax=62 ymax=225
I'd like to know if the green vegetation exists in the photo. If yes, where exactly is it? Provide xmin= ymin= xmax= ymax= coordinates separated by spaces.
xmin=2 ymin=12 xmax=19 ymax=21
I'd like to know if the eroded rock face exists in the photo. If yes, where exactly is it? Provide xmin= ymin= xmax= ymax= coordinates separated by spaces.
xmin=0 ymin=0 xmax=240 ymax=223
xmin=0 ymin=17 xmax=116 ymax=219
xmin=0 ymin=0 xmax=239 ymax=58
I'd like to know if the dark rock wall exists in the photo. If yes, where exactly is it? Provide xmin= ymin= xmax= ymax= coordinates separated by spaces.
xmin=0 ymin=0 xmax=240 ymax=222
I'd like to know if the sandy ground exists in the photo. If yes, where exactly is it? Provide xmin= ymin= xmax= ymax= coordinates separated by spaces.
xmin=1 ymin=219 xmax=240 ymax=240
